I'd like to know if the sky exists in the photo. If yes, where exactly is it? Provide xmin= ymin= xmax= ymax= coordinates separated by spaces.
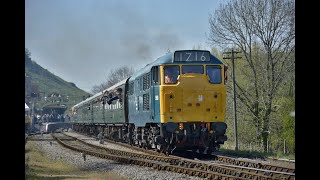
xmin=25 ymin=0 xmax=224 ymax=93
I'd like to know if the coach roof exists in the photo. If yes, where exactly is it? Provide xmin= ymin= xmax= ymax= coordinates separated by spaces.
xmin=73 ymin=78 xmax=127 ymax=109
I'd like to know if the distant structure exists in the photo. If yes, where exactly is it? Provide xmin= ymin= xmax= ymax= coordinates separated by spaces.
xmin=25 ymin=103 xmax=30 ymax=116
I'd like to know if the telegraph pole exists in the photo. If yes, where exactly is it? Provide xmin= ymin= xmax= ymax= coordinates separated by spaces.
xmin=223 ymin=49 xmax=241 ymax=151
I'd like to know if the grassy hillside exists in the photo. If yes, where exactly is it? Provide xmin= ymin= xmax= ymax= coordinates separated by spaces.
xmin=25 ymin=49 xmax=91 ymax=113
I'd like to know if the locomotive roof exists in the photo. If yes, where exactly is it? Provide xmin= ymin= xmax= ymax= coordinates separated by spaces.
xmin=72 ymin=78 xmax=127 ymax=109
xmin=129 ymin=50 xmax=224 ymax=80
xmin=72 ymin=50 xmax=224 ymax=108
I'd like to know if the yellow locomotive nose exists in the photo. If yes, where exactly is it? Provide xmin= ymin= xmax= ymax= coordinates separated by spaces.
xmin=160 ymin=74 xmax=226 ymax=123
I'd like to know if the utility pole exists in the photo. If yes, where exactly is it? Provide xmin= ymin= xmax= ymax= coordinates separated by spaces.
xmin=223 ymin=49 xmax=241 ymax=151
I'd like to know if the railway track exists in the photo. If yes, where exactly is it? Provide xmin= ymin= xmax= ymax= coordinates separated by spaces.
xmin=63 ymin=132 xmax=295 ymax=175
xmin=57 ymin=132 xmax=295 ymax=179
xmin=53 ymin=133 xmax=244 ymax=179
xmin=212 ymin=154 xmax=295 ymax=174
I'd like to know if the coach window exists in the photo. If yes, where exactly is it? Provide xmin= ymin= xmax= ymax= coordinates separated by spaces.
xmin=182 ymin=65 xmax=204 ymax=74
xmin=206 ymin=66 xmax=222 ymax=84
xmin=164 ymin=65 xmax=180 ymax=84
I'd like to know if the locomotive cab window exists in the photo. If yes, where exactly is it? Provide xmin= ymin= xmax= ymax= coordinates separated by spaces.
xmin=206 ymin=66 xmax=222 ymax=84
xmin=182 ymin=65 xmax=204 ymax=74
xmin=164 ymin=65 xmax=180 ymax=84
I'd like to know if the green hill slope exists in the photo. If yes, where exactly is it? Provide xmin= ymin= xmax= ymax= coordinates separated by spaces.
xmin=25 ymin=49 xmax=91 ymax=113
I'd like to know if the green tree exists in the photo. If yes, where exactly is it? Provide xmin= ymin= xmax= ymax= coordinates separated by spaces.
xmin=208 ymin=0 xmax=295 ymax=152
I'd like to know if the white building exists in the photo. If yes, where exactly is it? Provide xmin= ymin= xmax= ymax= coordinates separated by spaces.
xmin=25 ymin=103 xmax=30 ymax=116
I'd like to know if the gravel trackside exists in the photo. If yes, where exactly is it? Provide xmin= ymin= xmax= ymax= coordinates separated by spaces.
xmin=31 ymin=134 xmax=203 ymax=180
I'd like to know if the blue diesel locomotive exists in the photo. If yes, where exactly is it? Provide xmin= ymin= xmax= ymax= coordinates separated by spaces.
xmin=70 ymin=50 xmax=228 ymax=154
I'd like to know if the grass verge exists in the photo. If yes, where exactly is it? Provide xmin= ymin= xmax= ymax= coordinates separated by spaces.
xmin=25 ymin=141 xmax=126 ymax=180
xmin=219 ymin=148 xmax=295 ymax=161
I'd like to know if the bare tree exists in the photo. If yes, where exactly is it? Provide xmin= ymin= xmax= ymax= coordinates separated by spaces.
xmin=208 ymin=0 xmax=295 ymax=151
xmin=91 ymin=83 xmax=109 ymax=94
xmin=192 ymin=44 xmax=203 ymax=50
xmin=91 ymin=66 xmax=135 ymax=94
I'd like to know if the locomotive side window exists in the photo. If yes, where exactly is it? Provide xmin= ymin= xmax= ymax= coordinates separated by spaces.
xmin=164 ymin=65 xmax=180 ymax=84
xmin=182 ymin=65 xmax=204 ymax=74
xmin=151 ymin=66 xmax=160 ymax=85
xmin=206 ymin=66 xmax=222 ymax=84
xmin=136 ymin=96 xmax=140 ymax=111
